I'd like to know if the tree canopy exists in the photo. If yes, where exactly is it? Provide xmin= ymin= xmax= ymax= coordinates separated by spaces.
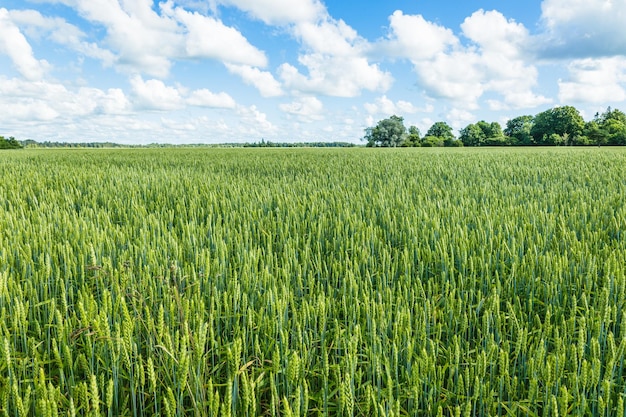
xmin=403 ymin=121 xmax=461 ymax=147
xmin=530 ymin=106 xmax=585 ymax=145
xmin=364 ymin=115 xmax=407 ymax=147
xmin=591 ymin=107 xmax=626 ymax=145
xmin=504 ymin=116 xmax=533 ymax=145
xmin=364 ymin=117 xmax=463 ymax=147
xmin=401 ymin=126 xmax=421 ymax=147
xmin=0 ymin=136 xmax=23 ymax=149
xmin=424 ymin=121 xmax=456 ymax=146
xmin=459 ymin=121 xmax=505 ymax=147
xmin=363 ymin=105 xmax=626 ymax=148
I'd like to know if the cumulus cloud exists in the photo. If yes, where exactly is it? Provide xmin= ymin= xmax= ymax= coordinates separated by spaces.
xmin=0 ymin=76 xmax=131 ymax=122
xmin=446 ymin=108 xmax=476 ymax=130
xmin=8 ymin=1 xmax=388 ymax=98
xmin=558 ymin=57 xmax=626 ymax=103
xmin=364 ymin=95 xmax=432 ymax=116
xmin=28 ymin=0 xmax=266 ymax=77
xmin=461 ymin=9 xmax=528 ymax=56
xmin=57 ymin=0 xmax=181 ymax=77
xmin=187 ymin=89 xmax=236 ymax=108
xmin=381 ymin=11 xmax=458 ymax=60
xmin=279 ymin=53 xmax=392 ymax=97
xmin=212 ymin=0 xmax=325 ymax=24
xmin=279 ymin=96 xmax=324 ymax=121
xmin=0 ymin=74 xmax=272 ymax=143
xmin=161 ymin=3 xmax=267 ymax=67
xmin=539 ymin=0 xmax=626 ymax=58
xmin=381 ymin=9 xmax=549 ymax=110
xmin=413 ymin=50 xmax=485 ymax=109
xmin=293 ymin=18 xmax=361 ymax=56
xmin=212 ymin=0 xmax=394 ymax=98
xmin=130 ymin=76 xmax=185 ymax=111
xmin=7 ymin=8 xmax=115 ymax=65
xmin=93 ymin=88 xmax=132 ymax=114
xmin=225 ymin=64 xmax=284 ymax=97
xmin=247 ymin=2 xmax=393 ymax=98
xmin=131 ymin=76 xmax=238 ymax=110
xmin=235 ymin=105 xmax=275 ymax=133
xmin=0 ymin=8 xmax=50 ymax=80
xmin=460 ymin=10 xmax=551 ymax=109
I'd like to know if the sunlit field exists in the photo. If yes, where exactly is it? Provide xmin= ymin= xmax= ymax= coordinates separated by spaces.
xmin=1 ymin=147 xmax=626 ymax=416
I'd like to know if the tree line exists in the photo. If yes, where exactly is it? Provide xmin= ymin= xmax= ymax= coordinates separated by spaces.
xmin=365 ymin=106 xmax=626 ymax=147
xmin=15 ymin=139 xmax=356 ymax=148
xmin=0 ymin=136 xmax=23 ymax=149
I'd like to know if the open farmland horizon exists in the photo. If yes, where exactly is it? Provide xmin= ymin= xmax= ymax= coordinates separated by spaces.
xmin=1 ymin=147 xmax=625 ymax=416
xmin=3 ymin=1 xmax=626 ymax=144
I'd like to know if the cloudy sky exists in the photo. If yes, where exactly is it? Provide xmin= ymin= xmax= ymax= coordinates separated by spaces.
xmin=1 ymin=0 xmax=625 ymax=144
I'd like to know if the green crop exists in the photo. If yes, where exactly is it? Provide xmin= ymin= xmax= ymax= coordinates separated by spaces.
xmin=0 ymin=147 xmax=625 ymax=416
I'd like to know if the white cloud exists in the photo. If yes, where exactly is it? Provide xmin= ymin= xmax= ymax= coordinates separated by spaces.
xmin=279 ymin=53 xmax=392 ymax=97
xmin=382 ymin=10 xmax=458 ymax=60
xmin=457 ymin=7 xmax=570 ymax=112
xmin=34 ymin=0 xmax=266 ymax=77
xmin=0 ymin=74 xmax=270 ymax=143
xmin=1 ymin=100 xmax=59 ymax=122
xmin=161 ymin=117 xmax=197 ymax=132
xmin=267 ymin=10 xmax=393 ymax=98
xmin=294 ymin=19 xmax=361 ymax=56
xmin=384 ymin=9 xmax=549 ymax=110
xmin=364 ymin=95 xmax=432 ymax=116
xmin=558 ymin=57 xmax=626 ymax=103
xmin=413 ymin=51 xmax=484 ymax=109
xmin=279 ymin=96 xmax=324 ymax=121
xmin=213 ymin=0 xmax=325 ymax=24
xmin=235 ymin=105 xmax=275 ymax=133
xmin=459 ymin=10 xmax=550 ymax=109
xmin=539 ymin=0 xmax=626 ymax=57
xmin=225 ymin=64 xmax=283 ymax=97
xmin=94 ymin=88 xmax=131 ymax=114
xmin=461 ymin=9 xmax=528 ymax=57
xmin=7 ymin=8 xmax=115 ymax=66
xmin=0 ymin=8 xmax=49 ymax=80
xmin=209 ymin=0 xmax=393 ymax=99
xmin=130 ymin=76 xmax=237 ymax=111
xmin=162 ymin=3 xmax=267 ymax=67
xmin=0 ymin=76 xmax=131 ymax=122
xmin=420 ymin=118 xmax=435 ymax=132
xmin=130 ymin=76 xmax=184 ymax=111
xmin=363 ymin=97 xmax=393 ymax=115
xmin=446 ymin=108 xmax=476 ymax=130
xmin=187 ymin=89 xmax=236 ymax=108
xmin=62 ymin=0 xmax=181 ymax=77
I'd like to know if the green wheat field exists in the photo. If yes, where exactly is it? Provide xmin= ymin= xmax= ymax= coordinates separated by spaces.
xmin=1 ymin=147 xmax=626 ymax=416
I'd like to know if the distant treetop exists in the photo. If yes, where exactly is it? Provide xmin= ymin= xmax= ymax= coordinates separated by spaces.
xmin=364 ymin=105 xmax=626 ymax=147
xmin=0 ymin=136 xmax=23 ymax=149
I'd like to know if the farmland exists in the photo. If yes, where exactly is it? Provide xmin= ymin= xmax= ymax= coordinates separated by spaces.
xmin=1 ymin=147 xmax=626 ymax=416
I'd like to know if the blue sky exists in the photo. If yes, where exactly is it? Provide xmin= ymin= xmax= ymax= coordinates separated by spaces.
xmin=1 ymin=0 xmax=625 ymax=144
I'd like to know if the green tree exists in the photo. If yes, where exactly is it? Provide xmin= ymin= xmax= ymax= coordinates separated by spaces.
xmin=601 ymin=106 xmax=626 ymax=124
xmin=426 ymin=122 xmax=455 ymax=142
xmin=364 ymin=115 xmax=407 ymax=147
xmin=401 ymin=126 xmax=421 ymax=147
xmin=459 ymin=123 xmax=486 ymax=147
xmin=530 ymin=106 xmax=584 ymax=145
xmin=504 ymin=115 xmax=534 ymax=145
xmin=421 ymin=136 xmax=445 ymax=147
xmin=460 ymin=121 xmax=506 ymax=146
xmin=596 ymin=107 xmax=626 ymax=145
xmin=0 ymin=136 xmax=23 ymax=149
xmin=478 ymin=121 xmax=503 ymax=139
xmin=425 ymin=121 xmax=460 ymax=146
xmin=604 ymin=119 xmax=626 ymax=145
